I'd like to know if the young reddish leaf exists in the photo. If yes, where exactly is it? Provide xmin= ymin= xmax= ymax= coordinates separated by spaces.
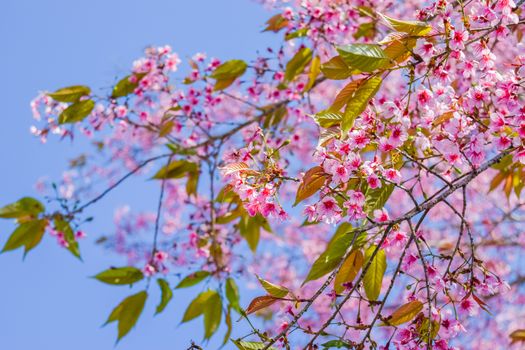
xmin=245 ymin=295 xmax=279 ymax=315
xmin=263 ymin=14 xmax=289 ymax=32
xmin=294 ymin=166 xmax=328 ymax=206
xmin=382 ymin=300 xmax=423 ymax=326
xmin=333 ymin=249 xmax=364 ymax=293
xmin=510 ymin=329 xmax=525 ymax=344
xmin=329 ymin=78 xmax=365 ymax=112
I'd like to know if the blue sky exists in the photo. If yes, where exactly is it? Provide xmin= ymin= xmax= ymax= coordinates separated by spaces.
xmin=0 ymin=1 xmax=277 ymax=348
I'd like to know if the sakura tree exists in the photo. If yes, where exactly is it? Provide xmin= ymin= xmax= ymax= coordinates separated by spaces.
xmin=2 ymin=0 xmax=525 ymax=349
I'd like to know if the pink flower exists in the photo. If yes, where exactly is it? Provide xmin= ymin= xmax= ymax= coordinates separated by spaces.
xmin=450 ymin=29 xmax=469 ymax=51
xmin=373 ymin=209 xmax=389 ymax=222
xmin=367 ymin=173 xmax=381 ymax=189
xmin=316 ymin=196 xmax=341 ymax=224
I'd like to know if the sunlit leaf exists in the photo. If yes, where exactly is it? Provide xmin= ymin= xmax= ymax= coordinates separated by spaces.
xmin=363 ymin=245 xmax=387 ymax=301
xmin=342 ymin=77 xmax=382 ymax=133
xmin=378 ymin=13 xmax=432 ymax=36
xmin=333 ymin=249 xmax=364 ymax=293
xmin=336 ymin=44 xmax=388 ymax=72
xmin=382 ymin=300 xmax=423 ymax=326
xmin=233 ymin=340 xmax=277 ymax=350
xmin=285 ymin=47 xmax=313 ymax=82
xmin=320 ymin=56 xmax=354 ymax=80
xmin=152 ymin=160 xmax=197 ymax=179
xmin=257 ymin=275 xmax=289 ymax=298
xmin=305 ymin=55 xmax=321 ymax=92
xmin=364 ymin=182 xmax=394 ymax=215
xmin=311 ymin=110 xmax=343 ymax=129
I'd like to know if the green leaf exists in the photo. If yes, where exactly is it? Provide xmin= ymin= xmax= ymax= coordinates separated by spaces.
xmin=2 ymin=219 xmax=48 ymax=255
xmin=256 ymin=276 xmax=288 ymax=298
xmin=239 ymin=215 xmax=263 ymax=252
xmin=155 ymin=279 xmax=173 ymax=315
xmin=303 ymin=223 xmax=355 ymax=284
xmin=322 ymin=339 xmax=351 ymax=348
xmin=58 ymin=99 xmax=95 ymax=124
xmin=285 ymin=47 xmax=313 ymax=82
xmin=54 ymin=217 xmax=81 ymax=258
xmin=204 ymin=292 xmax=222 ymax=339
xmin=0 ymin=197 xmax=44 ymax=219
xmin=175 ymin=271 xmax=210 ymax=289
xmin=321 ymin=56 xmax=355 ymax=80
xmin=152 ymin=160 xmax=197 ymax=179
xmin=364 ymin=182 xmax=394 ymax=215
xmin=233 ymin=340 xmax=277 ymax=350
xmin=48 ymin=85 xmax=91 ymax=103
xmin=336 ymin=44 xmax=388 ymax=72
xmin=417 ymin=317 xmax=440 ymax=343
xmin=363 ymin=245 xmax=387 ymax=301
xmin=305 ymin=55 xmax=321 ymax=92
xmin=105 ymin=291 xmax=148 ymax=342
xmin=112 ymin=73 xmax=147 ymax=98
xmin=225 ymin=278 xmax=241 ymax=311
xmin=94 ymin=267 xmax=144 ymax=285
xmin=223 ymin=307 xmax=233 ymax=346
xmin=378 ymin=13 xmax=432 ymax=35
xmin=285 ymin=28 xmax=308 ymax=40
xmin=182 ymin=290 xmax=216 ymax=322
xmin=342 ymin=77 xmax=382 ymax=133
xmin=210 ymin=60 xmax=247 ymax=91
